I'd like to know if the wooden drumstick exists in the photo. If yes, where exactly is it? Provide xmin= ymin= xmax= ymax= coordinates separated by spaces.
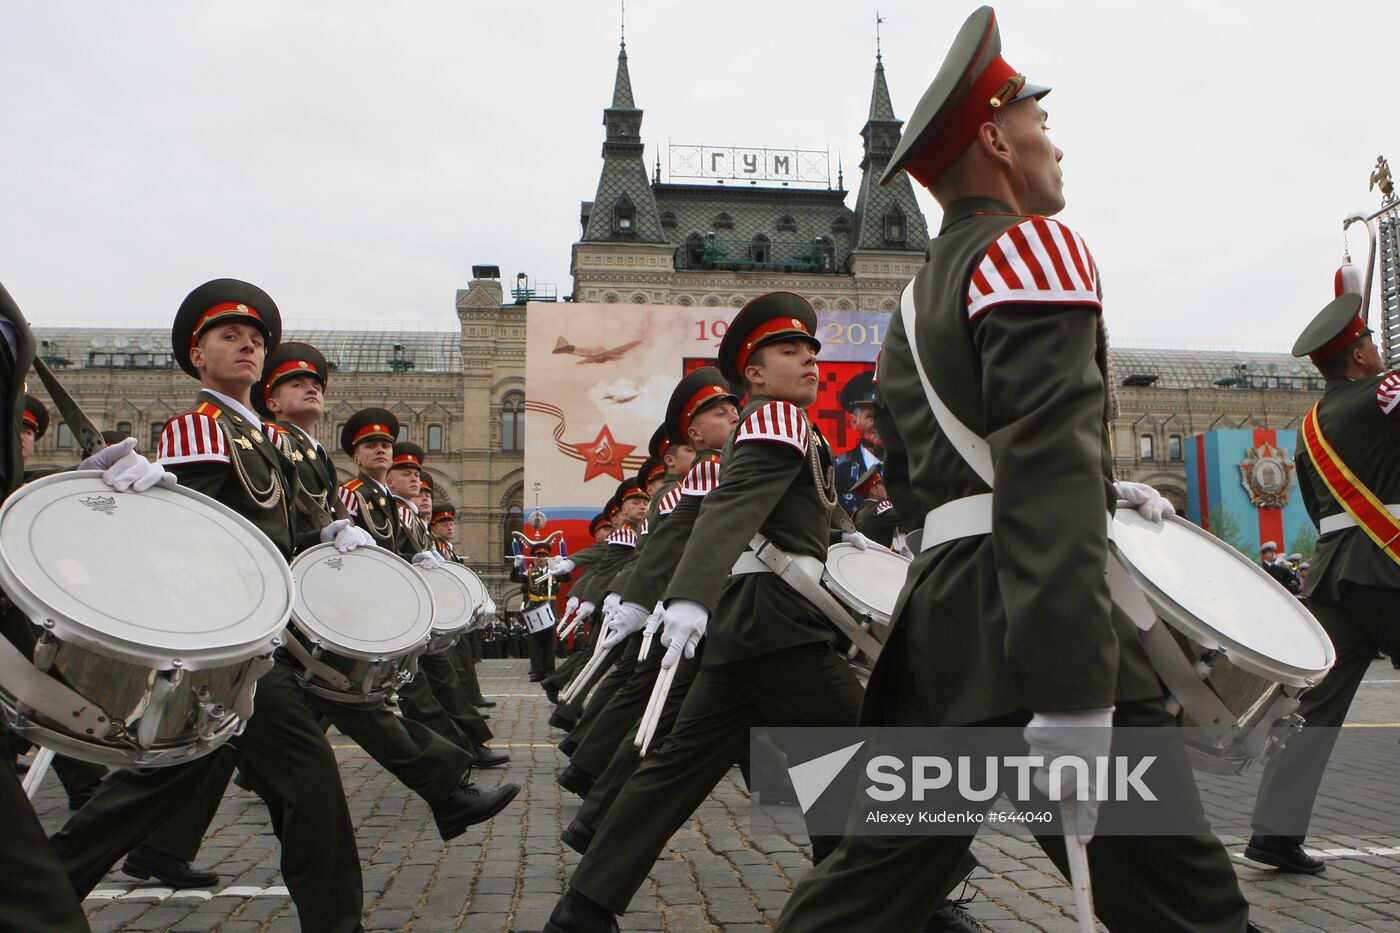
xmin=634 ymin=667 xmax=666 ymax=751
xmin=1062 ymin=801 xmax=1096 ymax=933
xmin=22 ymin=747 xmax=54 ymax=799
xmin=638 ymin=664 xmax=677 ymax=757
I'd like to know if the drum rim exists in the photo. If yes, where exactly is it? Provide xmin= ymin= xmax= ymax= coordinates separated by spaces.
xmin=439 ymin=561 xmax=487 ymax=614
xmin=422 ymin=562 xmax=475 ymax=635
xmin=822 ymin=542 xmax=910 ymax=626
xmin=0 ymin=470 xmax=291 ymax=670
xmin=1111 ymin=508 xmax=1336 ymax=684
xmin=289 ymin=542 xmax=434 ymax=659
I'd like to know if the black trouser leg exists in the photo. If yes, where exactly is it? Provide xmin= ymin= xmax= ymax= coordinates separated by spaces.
xmin=314 ymin=697 xmax=471 ymax=805
xmin=566 ymin=637 xmax=640 ymax=756
xmin=418 ymin=652 xmax=492 ymax=746
xmin=1 ymin=753 xmax=91 ymax=933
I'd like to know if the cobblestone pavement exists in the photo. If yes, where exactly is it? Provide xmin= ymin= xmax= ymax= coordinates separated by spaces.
xmin=27 ymin=658 xmax=1400 ymax=932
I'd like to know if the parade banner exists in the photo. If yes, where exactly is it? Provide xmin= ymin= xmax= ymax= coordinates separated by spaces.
xmin=1183 ymin=429 xmax=1313 ymax=557
xmin=524 ymin=301 xmax=886 ymax=558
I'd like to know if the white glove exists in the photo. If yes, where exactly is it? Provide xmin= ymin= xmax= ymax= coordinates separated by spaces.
xmin=319 ymin=518 xmax=375 ymax=553
xmin=601 ymin=601 xmax=651 ymax=650
xmin=841 ymin=530 xmax=875 ymax=551
xmin=601 ymin=592 xmax=623 ymax=621
xmin=549 ymin=557 xmax=577 ymax=578
xmin=557 ymin=596 xmax=580 ymax=631
xmin=1113 ymin=481 xmax=1175 ymax=523
xmin=1023 ymin=707 xmax=1115 ymax=843
xmin=574 ymin=600 xmax=595 ymax=623
xmin=412 ymin=548 xmax=445 ymax=571
xmin=80 ymin=437 xmax=174 ymax=493
xmin=659 ymin=599 xmax=708 ymax=670
xmin=641 ymin=602 xmax=664 ymax=639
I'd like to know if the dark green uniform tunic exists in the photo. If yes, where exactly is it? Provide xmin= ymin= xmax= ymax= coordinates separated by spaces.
xmin=50 ymin=389 xmax=365 ymax=933
xmin=773 ymin=199 xmax=1250 ymax=933
xmin=853 ymin=496 xmax=901 ymax=549
xmin=1253 ymin=372 xmax=1400 ymax=841
xmin=568 ymin=398 xmax=865 ymax=915
xmin=0 ymin=289 xmax=92 ymax=933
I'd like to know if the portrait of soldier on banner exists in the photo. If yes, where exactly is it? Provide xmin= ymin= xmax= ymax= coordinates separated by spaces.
xmin=833 ymin=370 xmax=883 ymax=514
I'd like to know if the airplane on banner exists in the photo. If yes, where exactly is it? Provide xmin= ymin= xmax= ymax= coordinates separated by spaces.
xmin=553 ymin=335 xmax=642 ymax=364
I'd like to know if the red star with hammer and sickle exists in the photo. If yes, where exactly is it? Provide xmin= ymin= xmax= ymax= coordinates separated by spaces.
xmin=569 ymin=424 xmax=635 ymax=482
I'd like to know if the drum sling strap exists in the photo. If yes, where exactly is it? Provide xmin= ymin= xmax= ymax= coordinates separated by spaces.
xmin=1300 ymin=402 xmax=1400 ymax=566
xmin=0 ymin=635 xmax=117 ymax=739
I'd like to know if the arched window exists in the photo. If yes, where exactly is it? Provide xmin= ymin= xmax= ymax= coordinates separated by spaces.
xmin=1168 ymin=434 xmax=1183 ymax=461
xmin=55 ymin=424 xmax=72 ymax=449
xmin=1138 ymin=434 xmax=1155 ymax=460
xmin=149 ymin=421 xmax=163 ymax=451
xmin=750 ymin=234 xmax=770 ymax=264
xmin=776 ymin=214 xmax=797 ymax=233
xmin=501 ymin=394 xmax=525 ymax=451
xmin=831 ymin=215 xmax=852 ymax=236
xmin=428 ymin=424 xmax=443 ymax=452
xmin=884 ymin=209 xmax=906 ymax=245
xmin=685 ymin=233 xmax=705 ymax=268
xmin=613 ymin=196 xmax=635 ymax=234
xmin=659 ymin=210 xmax=677 ymax=229
xmin=503 ymin=503 xmax=523 ymax=549
xmin=397 ymin=424 xmax=409 ymax=443
xmin=814 ymin=236 xmax=835 ymax=270
xmin=713 ymin=212 xmax=733 ymax=230
xmin=116 ymin=420 xmax=133 ymax=436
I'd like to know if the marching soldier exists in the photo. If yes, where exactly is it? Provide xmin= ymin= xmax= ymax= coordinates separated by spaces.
xmin=546 ymin=292 xmax=881 ymax=932
xmin=560 ymin=368 xmax=736 ymax=852
xmin=0 ymin=280 xmax=173 ymax=933
xmin=430 ymin=501 xmax=461 ymax=561
xmin=1248 ymin=294 xmax=1400 ymax=873
xmin=851 ymin=465 xmax=902 ymax=549
xmin=49 ymin=279 xmax=369 ymax=931
xmin=833 ymin=370 xmax=882 ymax=515
xmin=384 ymin=440 xmax=508 ymax=767
xmin=515 ymin=540 xmax=561 ymax=681
xmin=770 ymin=9 xmax=1252 ymax=932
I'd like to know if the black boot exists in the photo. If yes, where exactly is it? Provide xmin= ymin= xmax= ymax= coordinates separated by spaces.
xmin=926 ymin=898 xmax=982 ymax=931
xmin=1244 ymin=834 xmax=1325 ymax=874
xmin=542 ymin=680 xmax=560 ymax=704
xmin=549 ymin=709 xmax=576 ymax=731
xmin=122 ymin=844 xmax=220 ymax=889
xmin=558 ymin=734 xmax=579 ymax=757
xmin=561 ymin=818 xmax=596 ymax=854
xmin=557 ymin=763 xmax=595 ymax=798
xmin=434 ymin=782 xmax=520 ymax=841
xmin=473 ymin=744 xmax=510 ymax=769
xmin=473 ymin=697 xmax=497 ymax=708
xmin=544 ymin=889 xmax=619 ymax=933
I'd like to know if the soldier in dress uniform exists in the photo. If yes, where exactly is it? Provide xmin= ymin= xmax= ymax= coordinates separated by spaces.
xmin=833 ymin=370 xmax=883 ymax=515
xmin=515 ymin=540 xmax=561 ymax=680
xmin=430 ymin=501 xmax=460 ymax=560
xmin=770 ymin=10 xmax=1253 ymax=932
xmin=19 ymin=394 xmax=46 ymax=462
xmin=384 ymin=440 xmax=509 ymax=767
xmin=558 ymin=368 xmax=737 ymax=853
xmin=0 ymin=280 xmax=172 ymax=933
xmin=48 ymin=279 xmax=371 ymax=932
xmin=545 ymin=292 xmax=886 ymax=932
xmin=544 ymin=477 xmax=649 ymax=733
xmin=1247 ymin=294 xmax=1400 ymax=874
xmin=851 ymin=465 xmax=902 ymax=549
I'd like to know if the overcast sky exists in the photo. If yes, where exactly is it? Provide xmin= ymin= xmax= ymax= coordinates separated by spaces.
xmin=2 ymin=1 xmax=1397 ymax=347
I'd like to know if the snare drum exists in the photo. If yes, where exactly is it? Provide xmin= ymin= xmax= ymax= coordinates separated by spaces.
xmin=421 ymin=562 xmax=480 ymax=653
xmin=286 ymin=544 xmax=434 ymax=704
xmin=0 ymin=472 xmax=291 ymax=767
xmin=451 ymin=565 xmax=490 ymax=632
xmin=523 ymin=602 xmax=557 ymax=634
xmin=822 ymin=543 xmax=910 ymax=673
xmin=1110 ymin=507 xmax=1335 ymax=773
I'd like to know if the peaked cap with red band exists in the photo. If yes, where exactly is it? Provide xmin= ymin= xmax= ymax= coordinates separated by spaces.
xmin=665 ymin=366 xmax=739 ymax=442
xmin=255 ymin=341 xmax=329 ymax=419
xmin=588 ymin=511 xmax=613 ymax=537
xmin=419 ymin=472 xmax=433 ymax=491
xmin=716 ymin=292 xmax=820 ymax=385
xmin=430 ymin=503 xmax=455 ymax=526
xmin=390 ymin=441 xmax=425 ymax=471
xmin=853 ymin=464 xmax=884 ymax=499
xmin=614 ymin=476 xmax=648 ymax=504
xmin=635 ymin=455 xmax=665 ymax=488
xmin=340 ymin=407 xmax=399 ymax=456
xmin=1292 ymin=293 xmax=1370 ymax=364
xmin=647 ymin=424 xmax=674 ymax=464
xmin=22 ymin=395 xmax=48 ymax=440
xmin=880 ymin=6 xmax=1050 ymax=190
xmin=172 ymin=278 xmax=282 ymax=379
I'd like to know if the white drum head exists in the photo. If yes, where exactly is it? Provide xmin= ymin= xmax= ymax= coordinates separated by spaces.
xmin=0 ymin=472 xmax=290 ymax=670
xmin=822 ymin=543 xmax=912 ymax=626
xmin=452 ymin=564 xmax=489 ymax=617
xmin=1111 ymin=509 xmax=1335 ymax=684
xmin=290 ymin=544 xmax=433 ymax=659
xmin=424 ymin=562 xmax=477 ymax=635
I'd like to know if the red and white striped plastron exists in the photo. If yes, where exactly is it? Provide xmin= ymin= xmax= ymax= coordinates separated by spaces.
xmin=608 ymin=526 xmax=637 ymax=548
xmin=157 ymin=412 xmax=231 ymax=467
xmin=337 ymin=486 xmax=362 ymax=518
xmin=735 ymin=401 xmax=809 ymax=454
xmin=397 ymin=502 xmax=415 ymax=527
xmin=679 ymin=458 xmax=722 ymax=497
xmin=658 ymin=486 xmax=684 ymax=514
xmin=1377 ymin=373 xmax=1400 ymax=417
xmin=966 ymin=217 xmax=1101 ymax=321
xmin=639 ymin=518 xmax=649 ymax=536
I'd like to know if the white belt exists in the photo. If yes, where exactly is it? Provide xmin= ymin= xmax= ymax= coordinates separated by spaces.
xmin=1320 ymin=504 xmax=1400 ymax=536
xmin=732 ymin=551 xmax=824 ymax=579
xmin=920 ymin=493 xmax=993 ymax=552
